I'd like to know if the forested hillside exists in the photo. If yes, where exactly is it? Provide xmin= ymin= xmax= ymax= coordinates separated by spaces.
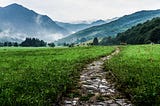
xmin=116 ymin=17 xmax=160 ymax=44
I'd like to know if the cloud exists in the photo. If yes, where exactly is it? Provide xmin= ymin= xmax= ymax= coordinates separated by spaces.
xmin=0 ymin=29 xmax=65 ymax=42
xmin=39 ymin=33 xmax=64 ymax=42
xmin=35 ymin=15 xmax=42 ymax=25
xmin=0 ymin=0 xmax=160 ymax=22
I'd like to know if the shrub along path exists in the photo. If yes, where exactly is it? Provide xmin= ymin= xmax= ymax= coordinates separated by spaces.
xmin=61 ymin=47 xmax=132 ymax=106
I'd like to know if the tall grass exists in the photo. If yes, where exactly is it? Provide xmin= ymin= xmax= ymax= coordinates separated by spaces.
xmin=105 ymin=45 xmax=160 ymax=105
xmin=0 ymin=46 xmax=114 ymax=106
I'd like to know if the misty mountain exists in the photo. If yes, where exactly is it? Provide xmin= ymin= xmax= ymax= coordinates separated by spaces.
xmin=55 ymin=21 xmax=90 ymax=33
xmin=0 ymin=3 xmax=69 ymax=42
xmin=55 ymin=18 xmax=117 ymax=34
xmin=91 ymin=20 xmax=106 ymax=26
xmin=56 ymin=9 xmax=160 ymax=44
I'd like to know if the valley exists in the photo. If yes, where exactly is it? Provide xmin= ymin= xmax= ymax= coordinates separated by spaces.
xmin=0 ymin=2 xmax=160 ymax=106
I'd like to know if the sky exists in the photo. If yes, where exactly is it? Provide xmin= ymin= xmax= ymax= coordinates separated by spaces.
xmin=0 ymin=0 xmax=160 ymax=22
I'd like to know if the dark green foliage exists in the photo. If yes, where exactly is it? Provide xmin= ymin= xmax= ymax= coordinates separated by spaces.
xmin=68 ymin=43 xmax=74 ymax=47
xmin=115 ymin=17 xmax=160 ymax=44
xmin=149 ymin=27 xmax=160 ymax=43
xmin=13 ymin=42 xmax=19 ymax=47
xmin=2 ymin=42 xmax=19 ymax=47
xmin=63 ymin=43 xmax=68 ymax=46
xmin=4 ymin=42 xmax=8 ymax=46
xmin=20 ymin=38 xmax=47 ymax=47
xmin=87 ymin=43 xmax=93 ymax=46
xmin=100 ymin=36 xmax=118 ymax=45
xmin=93 ymin=37 xmax=99 ymax=45
xmin=48 ymin=43 xmax=55 ymax=47
xmin=0 ymin=43 xmax=3 ymax=47
xmin=63 ymin=43 xmax=74 ymax=47
xmin=8 ymin=42 xmax=12 ymax=47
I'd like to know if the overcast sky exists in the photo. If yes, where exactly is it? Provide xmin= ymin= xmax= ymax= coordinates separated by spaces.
xmin=0 ymin=0 xmax=160 ymax=22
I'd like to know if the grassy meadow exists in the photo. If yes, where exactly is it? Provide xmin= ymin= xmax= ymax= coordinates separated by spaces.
xmin=105 ymin=45 xmax=160 ymax=105
xmin=0 ymin=46 xmax=115 ymax=106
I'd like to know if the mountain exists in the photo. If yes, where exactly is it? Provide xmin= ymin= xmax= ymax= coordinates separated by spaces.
xmin=55 ymin=18 xmax=117 ymax=34
xmin=114 ymin=17 xmax=160 ymax=44
xmin=55 ymin=21 xmax=90 ymax=33
xmin=56 ymin=9 xmax=160 ymax=44
xmin=0 ymin=3 xmax=69 ymax=42
xmin=91 ymin=20 xmax=106 ymax=26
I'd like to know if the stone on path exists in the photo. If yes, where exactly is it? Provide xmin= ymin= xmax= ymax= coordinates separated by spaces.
xmin=61 ymin=48 xmax=133 ymax=106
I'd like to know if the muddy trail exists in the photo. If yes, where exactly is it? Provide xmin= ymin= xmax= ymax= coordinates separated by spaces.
xmin=60 ymin=47 xmax=132 ymax=106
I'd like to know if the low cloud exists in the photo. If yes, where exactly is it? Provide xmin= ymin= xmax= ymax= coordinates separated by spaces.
xmin=35 ymin=15 xmax=42 ymax=25
xmin=0 ymin=28 xmax=65 ymax=43
xmin=38 ymin=33 xmax=64 ymax=43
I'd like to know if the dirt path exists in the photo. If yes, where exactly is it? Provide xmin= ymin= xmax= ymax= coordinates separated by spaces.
xmin=61 ymin=47 xmax=132 ymax=106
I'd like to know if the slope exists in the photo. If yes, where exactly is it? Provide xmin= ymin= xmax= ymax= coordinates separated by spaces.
xmin=55 ymin=19 xmax=116 ymax=34
xmin=115 ymin=17 xmax=160 ymax=44
xmin=57 ymin=9 xmax=160 ymax=44
xmin=0 ymin=3 xmax=69 ymax=42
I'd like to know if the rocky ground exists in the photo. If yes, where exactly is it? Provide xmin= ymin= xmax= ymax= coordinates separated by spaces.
xmin=60 ymin=48 xmax=132 ymax=106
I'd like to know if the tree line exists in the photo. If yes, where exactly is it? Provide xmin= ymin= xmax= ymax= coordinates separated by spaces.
xmin=0 ymin=38 xmax=55 ymax=47
xmin=0 ymin=42 xmax=19 ymax=47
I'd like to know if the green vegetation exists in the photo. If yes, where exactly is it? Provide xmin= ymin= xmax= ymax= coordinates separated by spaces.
xmin=48 ymin=43 xmax=55 ymax=47
xmin=20 ymin=38 xmax=47 ymax=47
xmin=100 ymin=17 xmax=160 ymax=45
xmin=0 ymin=42 xmax=19 ymax=47
xmin=105 ymin=45 xmax=160 ymax=105
xmin=0 ymin=46 xmax=114 ymax=106
xmin=116 ymin=17 xmax=160 ymax=44
xmin=93 ymin=37 xmax=99 ymax=45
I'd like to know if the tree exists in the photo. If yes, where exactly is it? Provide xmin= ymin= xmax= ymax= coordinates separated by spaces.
xmin=8 ymin=42 xmax=12 ymax=47
xmin=0 ymin=43 xmax=3 ymax=47
xmin=20 ymin=38 xmax=47 ymax=47
xmin=20 ymin=38 xmax=31 ymax=47
xmin=100 ymin=36 xmax=118 ymax=45
xmin=93 ymin=37 xmax=99 ymax=45
xmin=13 ymin=42 xmax=19 ymax=47
xmin=48 ymin=43 xmax=55 ymax=47
xmin=68 ymin=43 xmax=74 ymax=47
xmin=63 ymin=43 xmax=69 ymax=46
xmin=4 ymin=42 xmax=8 ymax=46
xmin=149 ymin=27 xmax=160 ymax=43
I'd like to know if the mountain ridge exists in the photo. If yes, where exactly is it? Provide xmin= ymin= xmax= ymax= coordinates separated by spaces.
xmin=55 ymin=18 xmax=117 ymax=34
xmin=115 ymin=17 xmax=160 ymax=44
xmin=0 ymin=3 xmax=119 ymax=43
xmin=0 ymin=3 xmax=69 ymax=42
xmin=56 ymin=9 xmax=160 ymax=44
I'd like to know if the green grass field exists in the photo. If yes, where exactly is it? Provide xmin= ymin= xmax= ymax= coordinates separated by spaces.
xmin=105 ymin=45 xmax=160 ymax=105
xmin=2 ymin=45 xmax=160 ymax=105
xmin=0 ymin=46 xmax=115 ymax=106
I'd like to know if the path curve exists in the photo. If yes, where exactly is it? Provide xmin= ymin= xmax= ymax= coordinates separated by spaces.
xmin=61 ymin=47 xmax=132 ymax=106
